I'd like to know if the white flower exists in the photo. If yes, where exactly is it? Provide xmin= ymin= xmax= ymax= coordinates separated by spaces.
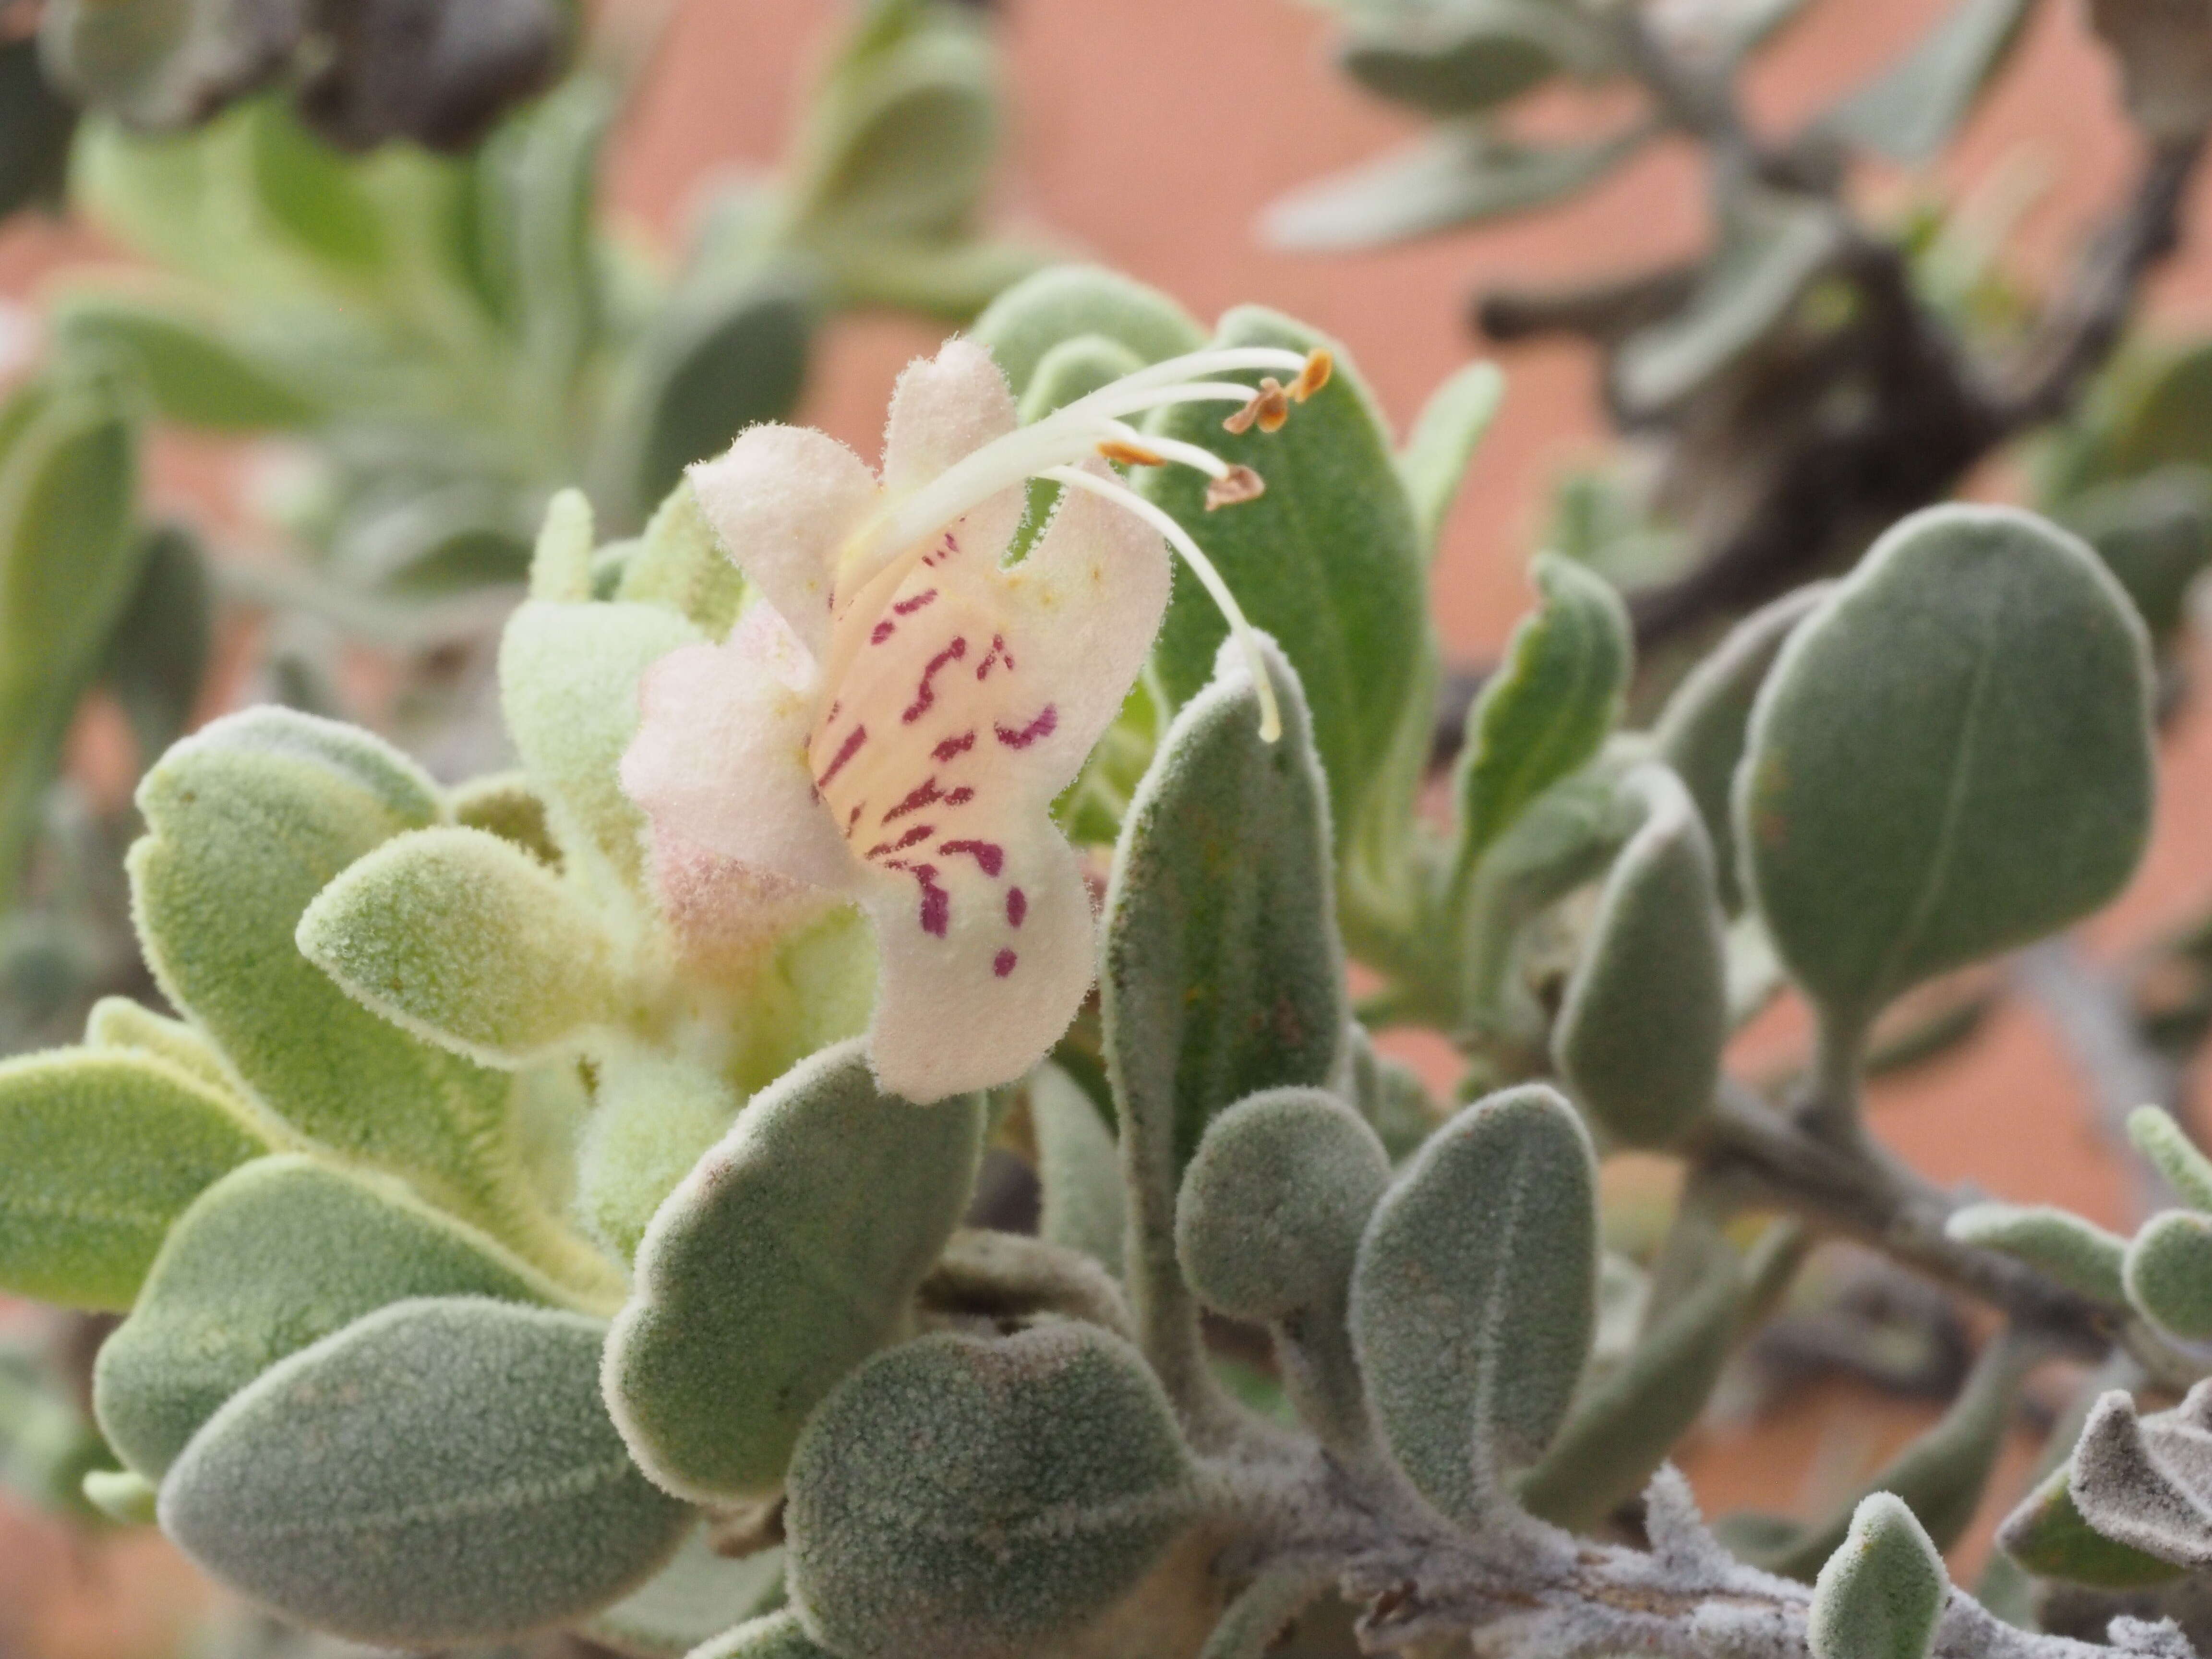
xmin=620 ymin=337 xmax=1327 ymax=1102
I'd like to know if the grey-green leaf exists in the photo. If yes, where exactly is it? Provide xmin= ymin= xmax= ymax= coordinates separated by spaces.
xmin=1267 ymin=127 xmax=1647 ymax=252
xmin=1738 ymin=506 xmax=2154 ymax=1041
xmin=1807 ymin=1494 xmax=1948 ymax=1659
xmin=1338 ymin=1 xmax=1614 ymax=117
xmin=1138 ymin=309 xmax=1431 ymax=842
xmin=160 ymin=1298 xmax=690 ymax=1646
xmin=1453 ymin=553 xmax=1630 ymax=887
xmin=2128 ymin=1105 xmax=2212 ymax=1213
xmin=0 ymin=1049 xmax=274 ymax=1311
xmin=94 ymin=1154 xmax=570 ymax=1479
xmin=1945 ymin=1202 xmax=2127 ymax=1303
xmin=299 ymin=825 xmax=621 ymax=1067
xmin=604 ymin=1040 xmax=983 ymax=1503
xmin=1032 ymin=1061 xmax=1126 ymax=1277
xmin=785 ymin=1325 xmax=1198 ymax=1659
xmin=1997 ymin=1462 xmax=2187 ymax=1588
xmin=1553 ymin=768 xmax=1726 ymax=1148
xmin=1822 ymin=0 xmax=2040 ymax=164
xmin=1399 ymin=360 xmax=1506 ymax=553
xmin=971 ymin=264 xmax=1204 ymax=397
xmin=1653 ymin=582 xmax=1832 ymax=910
xmin=2125 ymin=1210 xmax=2212 ymax=1338
xmin=1350 ymin=1083 xmax=1597 ymax=1522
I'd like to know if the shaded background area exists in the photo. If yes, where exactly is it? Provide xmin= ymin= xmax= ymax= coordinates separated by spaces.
xmin=4 ymin=0 xmax=2211 ymax=1650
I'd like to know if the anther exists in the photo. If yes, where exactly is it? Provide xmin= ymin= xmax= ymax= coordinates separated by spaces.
xmin=1204 ymin=466 xmax=1266 ymax=511
xmin=1225 ymin=380 xmax=1291 ymax=436
xmin=1098 ymin=438 xmax=1167 ymax=468
xmin=1291 ymin=349 xmax=1333 ymax=401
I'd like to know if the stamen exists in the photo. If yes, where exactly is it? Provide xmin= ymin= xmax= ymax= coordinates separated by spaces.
xmin=1204 ymin=466 xmax=1266 ymax=510
xmin=1042 ymin=465 xmax=1283 ymax=744
xmin=1098 ymin=438 xmax=1167 ymax=468
xmin=1226 ymin=379 xmax=1292 ymax=436
xmin=1291 ymin=350 xmax=1334 ymax=401
xmin=1101 ymin=421 xmax=1232 ymax=481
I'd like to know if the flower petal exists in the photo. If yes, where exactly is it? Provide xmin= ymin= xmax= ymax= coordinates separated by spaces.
xmin=991 ymin=460 xmax=1172 ymax=793
xmin=620 ymin=621 xmax=853 ymax=895
xmin=862 ymin=820 xmax=1094 ymax=1102
xmin=688 ymin=425 xmax=878 ymax=659
xmin=650 ymin=828 xmax=834 ymax=981
xmin=882 ymin=339 xmax=1019 ymax=494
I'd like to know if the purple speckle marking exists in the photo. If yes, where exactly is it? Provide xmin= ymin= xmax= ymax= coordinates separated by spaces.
xmin=994 ymin=705 xmax=1058 ymax=750
xmin=939 ymin=839 xmax=1004 ymax=877
xmin=993 ymin=949 xmax=1017 ymax=978
xmin=1006 ymin=888 xmax=1027 ymax=927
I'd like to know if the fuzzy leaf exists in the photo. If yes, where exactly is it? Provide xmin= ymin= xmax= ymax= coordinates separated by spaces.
xmin=0 ymin=1050 xmax=273 ymax=1310
xmin=300 ymin=825 xmax=620 ymax=1067
xmin=84 ymin=994 xmax=237 ymax=1097
xmin=94 ymin=1154 xmax=570 ymax=1479
xmin=969 ymin=263 xmax=1204 ymax=396
xmin=1653 ymin=583 xmax=1831 ymax=910
xmin=1399 ymin=360 xmax=1506 ymax=553
xmin=1553 ymin=768 xmax=1726 ymax=1148
xmin=161 ymin=1298 xmax=689 ymax=1646
xmin=130 ymin=710 xmax=554 ymax=1254
xmin=1177 ymin=1087 xmax=1389 ymax=1325
xmin=1102 ymin=638 xmax=1344 ymax=1184
xmin=689 ymin=1610 xmax=832 ymax=1659
xmin=1945 ymin=1202 xmax=2127 ymax=1303
xmin=2127 ymin=1106 xmax=2212 ymax=1212
xmin=785 ymin=1325 xmax=1198 ymax=1659
xmin=51 ymin=286 xmax=326 ymax=432
xmin=1739 ymin=506 xmax=2154 ymax=1042
xmin=448 ymin=770 xmax=562 ymax=866
xmin=2125 ymin=1209 xmax=2212 ymax=1339
xmin=1266 ymin=127 xmax=1645 ymax=251
xmin=616 ymin=483 xmax=750 ymax=641
xmin=1033 ymin=1061 xmax=1126 ymax=1276
xmin=1454 ymin=553 xmax=1630 ymax=881
xmin=588 ymin=1527 xmax=786 ymax=1659
xmin=1823 ymin=0 xmax=2039 ymax=163
xmin=2069 ymin=1385 xmax=2212 ymax=1569
xmin=1338 ymin=0 xmax=1615 ymax=115
xmin=500 ymin=598 xmax=703 ymax=889
xmin=576 ymin=1052 xmax=743 ymax=1265
xmin=1999 ymin=1464 xmax=2186 ymax=1588
xmin=604 ymin=1040 xmax=983 ymax=1503
xmin=1350 ymin=1083 xmax=1597 ymax=1522
xmin=1139 ymin=310 xmax=1431 ymax=840
xmin=1807 ymin=1494 xmax=1948 ymax=1659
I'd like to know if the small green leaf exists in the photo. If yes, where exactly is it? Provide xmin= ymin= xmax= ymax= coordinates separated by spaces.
xmin=1654 ymin=583 xmax=1832 ymax=910
xmin=1997 ymin=1464 xmax=2186 ymax=1589
xmin=1618 ymin=193 xmax=1841 ymax=413
xmin=94 ymin=1154 xmax=572 ymax=1479
xmin=1177 ymin=1088 xmax=1389 ymax=1326
xmin=2125 ymin=1210 xmax=2212 ymax=1339
xmin=1032 ymin=1061 xmax=1126 ymax=1277
xmin=1350 ymin=1083 xmax=1596 ymax=1522
xmin=1338 ymin=1 xmax=1615 ymax=116
xmin=300 ymin=825 xmax=621 ymax=1067
xmin=2126 ymin=1106 xmax=2212 ymax=1212
xmin=1945 ymin=1202 xmax=2127 ymax=1303
xmin=1807 ymin=1494 xmax=1948 ymax=1659
xmin=0 ymin=1050 xmax=273 ymax=1310
xmin=81 ymin=1467 xmax=157 ymax=1525
xmin=1399 ymin=360 xmax=1506 ymax=553
xmin=97 ymin=523 xmax=212 ymax=769
xmin=793 ymin=19 xmax=998 ymax=242
xmin=448 ymin=770 xmax=562 ymax=866
xmin=2069 ymin=1385 xmax=2212 ymax=1569
xmin=84 ymin=994 xmax=237 ymax=1097
xmin=1518 ymin=1250 xmax=1743 ymax=1531
xmin=243 ymin=99 xmax=385 ymax=272
xmin=1103 ymin=639 xmax=1344 ymax=1188
xmin=1822 ymin=0 xmax=2039 ymax=162
xmin=604 ymin=1041 xmax=983 ymax=1503
xmin=501 ymin=599 xmax=703 ymax=891
xmin=0 ymin=358 xmax=144 ymax=908
xmin=52 ymin=286 xmax=327 ymax=432
xmin=970 ymin=263 xmax=1203 ymax=397
xmin=785 ymin=1325 xmax=1198 ymax=1659
xmin=575 ymin=1051 xmax=743 ymax=1265
xmin=1139 ymin=309 xmax=1431 ymax=842
xmin=587 ymin=1527 xmax=787 ymax=1659
xmin=1453 ymin=553 xmax=1630 ymax=887
xmin=594 ymin=269 xmax=816 ymax=533
xmin=1553 ymin=768 xmax=1726 ymax=1149
xmin=161 ymin=1297 xmax=690 ymax=1646
xmin=617 ymin=482 xmax=750 ymax=641
xmin=1739 ymin=506 xmax=2154 ymax=1043
xmin=1266 ymin=127 xmax=1646 ymax=252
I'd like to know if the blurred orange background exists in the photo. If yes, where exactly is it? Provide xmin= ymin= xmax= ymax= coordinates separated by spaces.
xmin=7 ymin=0 xmax=2212 ymax=1650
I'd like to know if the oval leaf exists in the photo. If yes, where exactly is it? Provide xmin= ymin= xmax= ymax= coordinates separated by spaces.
xmin=161 ymin=1297 xmax=690 ymax=1646
xmin=1350 ymin=1082 xmax=1596 ymax=1523
xmin=1739 ymin=506 xmax=2154 ymax=1042
xmin=971 ymin=263 xmax=1204 ymax=397
xmin=1807 ymin=1494 xmax=1948 ymax=1659
xmin=604 ymin=1040 xmax=984 ymax=1503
